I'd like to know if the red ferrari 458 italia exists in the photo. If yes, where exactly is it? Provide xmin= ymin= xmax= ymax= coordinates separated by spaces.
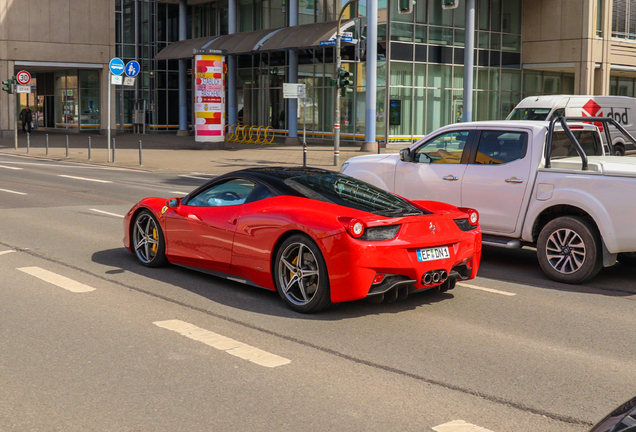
xmin=123 ymin=167 xmax=481 ymax=313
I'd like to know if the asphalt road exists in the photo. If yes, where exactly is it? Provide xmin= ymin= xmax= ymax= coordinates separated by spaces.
xmin=1 ymin=153 xmax=635 ymax=432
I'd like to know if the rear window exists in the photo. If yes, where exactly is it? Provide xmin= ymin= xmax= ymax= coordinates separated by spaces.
xmin=507 ymin=108 xmax=551 ymax=121
xmin=284 ymin=173 xmax=430 ymax=217
xmin=551 ymin=130 xmax=603 ymax=158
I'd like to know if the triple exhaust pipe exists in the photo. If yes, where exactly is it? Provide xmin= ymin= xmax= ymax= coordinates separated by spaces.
xmin=421 ymin=270 xmax=448 ymax=285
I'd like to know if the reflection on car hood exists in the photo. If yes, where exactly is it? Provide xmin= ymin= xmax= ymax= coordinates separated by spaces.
xmin=347 ymin=153 xmax=398 ymax=164
xmin=589 ymin=395 xmax=636 ymax=432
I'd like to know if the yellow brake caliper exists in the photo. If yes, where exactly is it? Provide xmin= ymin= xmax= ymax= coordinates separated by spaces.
xmin=291 ymin=256 xmax=298 ymax=279
xmin=152 ymin=228 xmax=158 ymax=254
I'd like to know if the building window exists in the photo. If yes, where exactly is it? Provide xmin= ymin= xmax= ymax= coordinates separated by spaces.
xmin=612 ymin=0 xmax=636 ymax=39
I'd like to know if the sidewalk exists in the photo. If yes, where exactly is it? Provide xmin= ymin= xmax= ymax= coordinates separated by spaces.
xmin=0 ymin=131 xmax=399 ymax=174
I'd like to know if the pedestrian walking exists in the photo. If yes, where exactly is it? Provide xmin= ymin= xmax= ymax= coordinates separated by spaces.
xmin=19 ymin=106 xmax=33 ymax=134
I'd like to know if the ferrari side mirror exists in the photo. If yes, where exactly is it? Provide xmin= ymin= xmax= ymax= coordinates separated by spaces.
xmin=168 ymin=197 xmax=180 ymax=208
xmin=399 ymin=148 xmax=412 ymax=162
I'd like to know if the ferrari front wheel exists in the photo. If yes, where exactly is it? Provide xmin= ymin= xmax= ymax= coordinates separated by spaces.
xmin=132 ymin=210 xmax=168 ymax=268
xmin=274 ymin=234 xmax=331 ymax=313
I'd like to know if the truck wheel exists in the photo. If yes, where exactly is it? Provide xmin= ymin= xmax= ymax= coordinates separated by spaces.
xmin=614 ymin=144 xmax=625 ymax=156
xmin=537 ymin=216 xmax=602 ymax=284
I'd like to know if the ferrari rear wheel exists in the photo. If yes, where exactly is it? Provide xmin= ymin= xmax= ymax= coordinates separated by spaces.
xmin=275 ymin=234 xmax=331 ymax=313
xmin=132 ymin=210 xmax=168 ymax=268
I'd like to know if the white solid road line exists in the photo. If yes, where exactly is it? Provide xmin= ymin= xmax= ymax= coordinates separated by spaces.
xmin=90 ymin=208 xmax=125 ymax=218
xmin=0 ymin=165 xmax=22 ymax=170
xmin=58 ymin=175 xmax=112 ymax=183
xmin=433 ymin=420 xmax=495 ymax=432
xmin=0 ymin=188 xmax=27 ymax=195
xmin=457 ymin=282 xmax=516 ymax=297
xmin=17 ymin=267 xmax=96 ymax=293
xmin=0 ymin=250 xmax=16 ymax=256
xmin=170 ymin=191 xmax=189 ymax=195
xmin=154 ymin=319 xmax=291 ymax=368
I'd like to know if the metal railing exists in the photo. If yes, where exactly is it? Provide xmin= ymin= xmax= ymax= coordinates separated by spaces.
xmin=546 ymin=116 xmax=636 ymax=170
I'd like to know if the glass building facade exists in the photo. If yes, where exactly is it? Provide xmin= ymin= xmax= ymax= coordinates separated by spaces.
xmin=114 ymin=0 xmax=576 ymax=142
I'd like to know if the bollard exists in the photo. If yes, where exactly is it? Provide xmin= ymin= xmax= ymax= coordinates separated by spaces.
xmin=88 ymin=136 xmax=92 ymax=160
xmin=139 ymin=139 xmax=142 ymax=166
xmin=378 ymin=141 xmax=381 ymax=155
xmin=112 ymin=138 xmax=116 ymax=163
xmin=303 ymin=142 xmax=307 ymax=167
xmin=46 ymin=134 xmax=49 ymax=156
xmin=27 ymin=133 xmax=30 ymax=153
xmin=65 ymin=135 xmax=69 ymax=158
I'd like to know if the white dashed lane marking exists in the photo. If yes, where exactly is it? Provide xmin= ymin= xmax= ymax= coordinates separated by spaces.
xmin=0 ymin=250 xmax=16 ymax=256
xmin=90 ymin=209 xmax=125 ymax=218
xmin=433 ymin=420 xmax=496 ymax=432
xmin=0 ymin=165 xmax=22 ymax=170
xmin=0 ymin=188 xmax=27 ymax=195
xmin=154 ymin=319 xmax=291 ymax=368
xmin=178 ymin=174 xmax=214 ymax=180
xmin=457 ymin=282 xmax=516 ymax=297
xmin=17 ymin=267 xmax=96 ymax=293
xmin=58 ymin=175 xmax=112 ymax=183
xmin=170 ymin=191 xmax=189 ymax=195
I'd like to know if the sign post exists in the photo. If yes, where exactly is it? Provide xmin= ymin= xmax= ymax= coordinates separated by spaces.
xmin=283 ymin=83 xmax=307 ymax=166
xmin=108 ymin=58 xmax=125 ymax=162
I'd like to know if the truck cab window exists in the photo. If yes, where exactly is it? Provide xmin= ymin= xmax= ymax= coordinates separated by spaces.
xmin=474 ymin=131 xmax=528 ymax=164
xmin=551 ymin=130 xmax=603 ymax=158
xmin=414 ymin=131 xmax=469 ymax=164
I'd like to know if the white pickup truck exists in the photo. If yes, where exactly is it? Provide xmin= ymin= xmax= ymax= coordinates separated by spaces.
xmin=342 ymin=118 xmax=636 ymax=284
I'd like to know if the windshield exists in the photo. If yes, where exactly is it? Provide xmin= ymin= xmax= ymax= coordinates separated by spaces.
xmin=284 ymin=173 xmax=429 ymax=217
xmin=507 ymin=108 xmax=552 ymax=121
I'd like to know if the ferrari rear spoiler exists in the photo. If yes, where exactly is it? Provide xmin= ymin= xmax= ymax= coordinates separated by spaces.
xmin=546 ymin=116 xmax=636 ymax=170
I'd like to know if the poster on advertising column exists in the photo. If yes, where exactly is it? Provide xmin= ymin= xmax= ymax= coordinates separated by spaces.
xmin=194 ymin=49 xmax=227 ymax=142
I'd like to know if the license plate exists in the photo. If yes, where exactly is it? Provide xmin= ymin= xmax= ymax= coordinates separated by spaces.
xmin=417 ymin=246 xmax=450 ymax=262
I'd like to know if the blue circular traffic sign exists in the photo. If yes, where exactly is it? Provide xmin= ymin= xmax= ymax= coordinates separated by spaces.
xmin=125 ymin=60 xmax=141 ymax=78
xmin=109 ymin=58 xmax=125 ymax=76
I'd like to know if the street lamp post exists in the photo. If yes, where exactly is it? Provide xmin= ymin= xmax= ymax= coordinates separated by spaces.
xmin=334 ymin=0 xmax=359 ymax=167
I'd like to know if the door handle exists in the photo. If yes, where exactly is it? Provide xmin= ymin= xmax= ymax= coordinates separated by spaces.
xmin=442 ymin=175 xmax=459 ymax=181
xmin=505 ymin=177 xmax=524 ymax=184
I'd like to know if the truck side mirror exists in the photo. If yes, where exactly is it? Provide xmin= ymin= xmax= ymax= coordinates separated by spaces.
xmin=399 ymin=148 xmax=412 ymax=162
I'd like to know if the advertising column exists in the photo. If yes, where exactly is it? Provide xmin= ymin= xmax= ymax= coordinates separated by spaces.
xmin=194 ymin=49 xmax=227 ymax=143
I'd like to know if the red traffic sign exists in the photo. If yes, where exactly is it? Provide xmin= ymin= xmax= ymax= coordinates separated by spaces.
xmin=16 ymin=70 xmax=31 ymax=85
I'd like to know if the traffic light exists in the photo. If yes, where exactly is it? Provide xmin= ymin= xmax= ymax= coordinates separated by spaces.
xmin=398 ymin=0 xmax=414 ymax=14
xmin=442 ymin=0 xmax=458 ymax=9
xmin=337 ymin=67 xmax=352 ymax=97
xmin=2 ymin=77 xmax=15 ymax=94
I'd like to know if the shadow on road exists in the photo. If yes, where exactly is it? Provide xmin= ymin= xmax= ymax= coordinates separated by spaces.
xmin=478 ymin=245 xmax=636 ymax=297
xmin=92 ymin=247 xmax=451 ymax=320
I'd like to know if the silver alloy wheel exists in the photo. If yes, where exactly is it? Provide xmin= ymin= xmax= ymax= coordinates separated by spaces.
xmin=277 ymin=242 xmax=320 ymax=306
xmin=545 ymin=228 xmax=586 ymax=274
xmin=133 ymin=213 xmax=160 ymax=264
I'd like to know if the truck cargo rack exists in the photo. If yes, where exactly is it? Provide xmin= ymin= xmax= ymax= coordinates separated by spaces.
xmin=546 ymin=116 xmax=636 ymax=170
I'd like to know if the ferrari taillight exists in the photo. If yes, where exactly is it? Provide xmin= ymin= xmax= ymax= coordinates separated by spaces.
xmin=349 ymin=219 xmax=365 ymax=238
xmin=338 ymin=217 xmax=366 ymax=238
xmin=459 ymin=207 xmax=479 ymax=226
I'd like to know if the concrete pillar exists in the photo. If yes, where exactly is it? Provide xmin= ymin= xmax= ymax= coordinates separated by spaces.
xmin=0 ymin=60 xmax=16 ymax=136
xmin=285 ymin=0 xmax=300 ymax=145
xmin=362 ymin=0 xmax=378 ymax=151
xmin=228 ymin=0 xmax=238 ymax=127
xmin=177 ymin=0 xmax=189 ymax=136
